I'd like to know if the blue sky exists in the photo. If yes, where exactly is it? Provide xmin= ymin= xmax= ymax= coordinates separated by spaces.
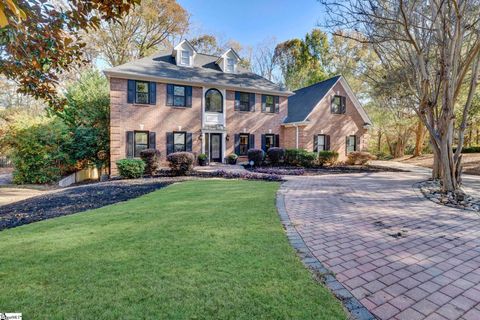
xmin=177 ymin=0 xmax=326 ymax=48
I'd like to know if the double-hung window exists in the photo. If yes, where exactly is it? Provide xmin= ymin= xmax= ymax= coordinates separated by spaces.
xmin=346 ymin=135 xmax=357 ymax=154
xmin=181 ymin=50 xmax=190 ymax=65
xmin=135 ymin=81 xmax=150 ymax=104
xmin=174 ymin=132 xmax=186 ymax=152
xmin=226 ymin=58 xmax=235 ymax=72
xmin=173 ymin=85 xmax=186 ymax=106
xmin=265 ymin=134 xmax=275 ymax=152
xmin=239 ymin=134 xmax=250 ymax=156
xmin=317 ymin=134 xmax=326 ymax=152
xmin=239 ymin=92 xmax=250 ymax=111
xmin=332 ymin=95 xmax=346 ymax=114
xmin=263 ymin=95 xmax=275 ymax=113
xmin=134 ymin=131 xmax=149 ymax=157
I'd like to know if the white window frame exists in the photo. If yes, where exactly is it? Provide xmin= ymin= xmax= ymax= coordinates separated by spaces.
xmin=181 ymin=50 xmax=190 ymax=65
xmin=317 ymin=134 xmax=326 ymax=152
xmin=226 ymin=58 xmax=235 ymax=72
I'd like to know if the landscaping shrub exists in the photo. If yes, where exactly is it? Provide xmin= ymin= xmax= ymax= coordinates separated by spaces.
xmin=247 ymin=149 xmax=264 ymax=166
xmin=346 ymin=151 xmax=376 ymax=165
xmin=267 ymin=147 xmax=285 ymax=165
xmin=1 ymin=114 xmax=75 ymax=184
xmin=318 ymin=150 xmax=339 ymax=167
xmin=116 ymin=159 xmax=145 ymax=179
xmin=285 ymin=148 xmax=316 ymax=167
xmin=197 ymin=153 xmax=208 ymax=166
xmin=453 ymin=146 xmax=480 ymax=153
xmin=140 ymin=148 xmax=161 ymax=175
xmin=167 ymin=152 xmax=195 ymax=175
xmin=227 ymin=153 xmax=238 ymax=165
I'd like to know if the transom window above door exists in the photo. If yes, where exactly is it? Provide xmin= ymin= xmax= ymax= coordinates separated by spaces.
xmin=205 ymin=89 xmax=223 ymax=113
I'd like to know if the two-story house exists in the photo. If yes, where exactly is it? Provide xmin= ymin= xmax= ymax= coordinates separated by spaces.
xmin=105 ymin=40 xmax=371 ymax=175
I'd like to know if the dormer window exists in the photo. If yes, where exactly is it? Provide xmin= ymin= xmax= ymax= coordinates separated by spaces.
xmin=226 ymin=58 xmax=235 ymax=72
xmin=181 ymin=50 xmax=190 ymax=65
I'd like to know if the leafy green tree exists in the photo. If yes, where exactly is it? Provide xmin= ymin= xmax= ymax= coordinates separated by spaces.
xmin=274 ymin=29 xmax=331 ymax=90
xmin=57 ymin=70 xmax=110 ymax=169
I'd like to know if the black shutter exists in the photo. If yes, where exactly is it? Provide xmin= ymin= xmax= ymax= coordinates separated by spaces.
xmin=148 ymin=132 xmax=156 ymax=149
xmin=149 ymin=82 xmax=156 ymax=105
xmin=346 ymin=136 xmax=349 ymax=155
xmin=186 ymin=86 xmax=192 ymax=107
xmin=326 ymin=135 xmax=331 ymax=151
xmin=342 ymin=96 xmax=347 ymax=113
xmin=261 ymin=134 xmax=266 ymax=152
xmin=126 ymin=131 xmax=134 ymax=158
xmin=249 ymin=93 xmax=256 ymax=112
xmin=127 ymin=80 xmax=135 ymax=103
xmin=249 ymin=134 xmax=255 ymax=149
xmin=275 ymin=134 xmax=280 ymax=147
xmin=313 ymin=135 xmax=318 ymax=152
xmin=275 ymin=96 xmax=280 ymax=113
xmin=166 ymin=84 xmax=174 ymax=106
xmin=234 ymin=134 xmax=240 ymax=154
xmin=234 ymin=92 xmax=240 ymax=111
xmin=354 ymin=135 xmax=358 ymax=151
xmin=261 ymin=95 xmax=266 ymax=112
xmin=166 ymin=132 xmax=174 ymax=155
xmin=186 ymin=132 xmax=193 ymax=151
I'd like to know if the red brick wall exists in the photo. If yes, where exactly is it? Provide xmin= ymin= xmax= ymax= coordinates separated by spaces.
xmin=110 ymin=78 xmax=202 ymax=175
xmin=300 ymin=81 xmax=368 ymax=161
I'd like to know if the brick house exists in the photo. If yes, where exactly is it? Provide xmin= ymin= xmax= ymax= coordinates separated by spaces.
xmin=105 ymin=40 xmax=371 ymax=175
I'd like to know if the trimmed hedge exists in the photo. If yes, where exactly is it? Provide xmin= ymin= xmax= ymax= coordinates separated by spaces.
xmin=318 ymin=150 xmax=339 ymax=167
xmin=285 ymin=149 xmax=317 ymax=167
xmin=267 ymin=147 xmax=286 ymax=165
xmin=116 ymin=159 xmax=145 ymax=179
xmin=247 ymin=149 xmax=264 ymax=166
xmin=140 ymin=148 xmax=161 ymax=175
xmin=167 ymin=152 xmax=195 ymax=176
xmin=453 ymin=146 xmax=480 ymax=153
xmin=346 ymin=151 xmax=376 ymax=165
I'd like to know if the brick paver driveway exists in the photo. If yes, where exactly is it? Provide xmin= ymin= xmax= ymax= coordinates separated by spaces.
xmin=280 ymin=172 xmax=480 ymax=320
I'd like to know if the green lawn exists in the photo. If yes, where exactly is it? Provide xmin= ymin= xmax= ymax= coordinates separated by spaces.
xmin=0 ymin=180 xmax=346 ymax=319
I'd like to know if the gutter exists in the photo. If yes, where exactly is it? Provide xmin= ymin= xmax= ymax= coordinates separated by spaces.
xmin=104 ymin=70 xmax=295 ymax=97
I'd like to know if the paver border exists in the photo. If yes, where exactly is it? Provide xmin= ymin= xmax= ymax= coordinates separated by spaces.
xmin=276 ymin=189 xmax=377 ymax=320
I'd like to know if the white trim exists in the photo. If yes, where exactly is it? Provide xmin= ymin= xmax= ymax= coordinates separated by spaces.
xmin=104 ymin=71 xmax=294 ymax=96
xmin=281 ymin=121 xmax=310 ymax=127
xmin=173 ymin=39 xmax=197 ymax=54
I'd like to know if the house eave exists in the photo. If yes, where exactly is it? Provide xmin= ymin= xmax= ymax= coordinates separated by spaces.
xmin=104 ymin=70 xmax=294 ymax=96
xmin=281 ymin=121 xmax=310 ymax=127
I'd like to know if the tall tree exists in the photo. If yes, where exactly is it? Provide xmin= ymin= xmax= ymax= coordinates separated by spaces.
xmin=252 ymin=38 xmax=279 ymax=82
xmin=321 ymin=0 xmax=480 ymax=193
xmin=0 ymin=0 xmax=139 ymax=109
xmin=274 ymin=29 xmax=331 ymax=90
xmin=86 ymin=0 xmax=189 ymax=67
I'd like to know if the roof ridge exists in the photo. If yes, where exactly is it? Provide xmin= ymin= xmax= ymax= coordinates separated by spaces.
xmin=293 ymin=75 xmax=342 ymax=93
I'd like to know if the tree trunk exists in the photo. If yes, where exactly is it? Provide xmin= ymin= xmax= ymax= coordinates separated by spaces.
xmin=414 ymin=120 xmax=426 ymax=156
xmin=377 ymin=130 xmax=382 ymax=152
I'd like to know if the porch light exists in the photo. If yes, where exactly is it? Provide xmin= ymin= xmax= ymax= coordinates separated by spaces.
xmin=178 ymin=125 xmax=182 ymax=131
xmin=243 ymin=128 xmax=246 ymax=133
xmin=140 ymin=124 xmax=144 ymax=130
xmin=226 ymin=134 xmax=230 ymax=141
xmin=268 ymin=129 xmax=272 ymax=134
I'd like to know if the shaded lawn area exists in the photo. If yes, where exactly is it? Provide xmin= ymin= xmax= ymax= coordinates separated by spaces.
xmin=0 ymin=180 xmax=346 ymax=319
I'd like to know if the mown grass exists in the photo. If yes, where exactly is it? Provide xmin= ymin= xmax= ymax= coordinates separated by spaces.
xmin=0 ymin=180 xmax=346 ymax=319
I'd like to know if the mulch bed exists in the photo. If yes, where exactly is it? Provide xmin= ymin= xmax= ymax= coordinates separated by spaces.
xmin=0 ymin=178 xmax=184 ymax=232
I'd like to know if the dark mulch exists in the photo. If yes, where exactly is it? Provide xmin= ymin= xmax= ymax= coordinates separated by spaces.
xmin=0 ymin=178 xmax=181 ymax=232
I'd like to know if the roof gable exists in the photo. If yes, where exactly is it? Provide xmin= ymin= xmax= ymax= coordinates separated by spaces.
xmin=284 ymin=75 xmax=371 ymax=125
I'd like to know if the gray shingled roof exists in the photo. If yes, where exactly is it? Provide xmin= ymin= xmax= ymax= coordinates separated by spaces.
xmin=285 ymin=75 xmax=342 ymax=123
xmin=104 ymin=50 xmax=289 ymax=95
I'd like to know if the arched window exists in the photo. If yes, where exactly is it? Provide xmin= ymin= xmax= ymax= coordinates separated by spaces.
xmin=205 ymin=89 xmax=223 ymax=113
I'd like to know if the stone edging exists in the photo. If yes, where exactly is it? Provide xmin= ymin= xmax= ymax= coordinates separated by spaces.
xmin=414 ymin=180 xmax=480 ymax=212
xmin=276 ymin=190 xmax=377 ymax=320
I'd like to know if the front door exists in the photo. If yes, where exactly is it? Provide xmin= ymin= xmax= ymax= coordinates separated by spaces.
xmin=210 ymin=133 xmax=222 ymax=162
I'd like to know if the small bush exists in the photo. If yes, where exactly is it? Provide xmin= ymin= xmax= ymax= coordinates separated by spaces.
xmin=116 ymin=159 xmax=145 ymax=179
xmin=227 ymin=153 xmax=238 ymax=164
xmin=140 ymin=149 xmax=161 ymax=175
xmin=247 ymin=149 xmax=264 ymax=166
xmin=267 ymin=147 xmax=286 ymax=165
xmin=318 ymin=151 xmax=339 ymax=167
xmin=167 ymin=152 xmax=195 ymax=175
xmin=453 ymin=146 xmax=480 ymax=153
xmin=197 ymin=153 xmax=208 ymax=166
xmin=285 ymin=149 xmax=316 ymax=167
xmin=346 ymin=151 xmax=376 ymax=165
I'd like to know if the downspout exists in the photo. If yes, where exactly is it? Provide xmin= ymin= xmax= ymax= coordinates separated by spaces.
xmin=295 ymin=124 xmax=299 ymax=149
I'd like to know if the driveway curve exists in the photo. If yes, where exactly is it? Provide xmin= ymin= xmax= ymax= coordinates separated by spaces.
xmin=279 ymin=172 xmax=480 ymax=320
